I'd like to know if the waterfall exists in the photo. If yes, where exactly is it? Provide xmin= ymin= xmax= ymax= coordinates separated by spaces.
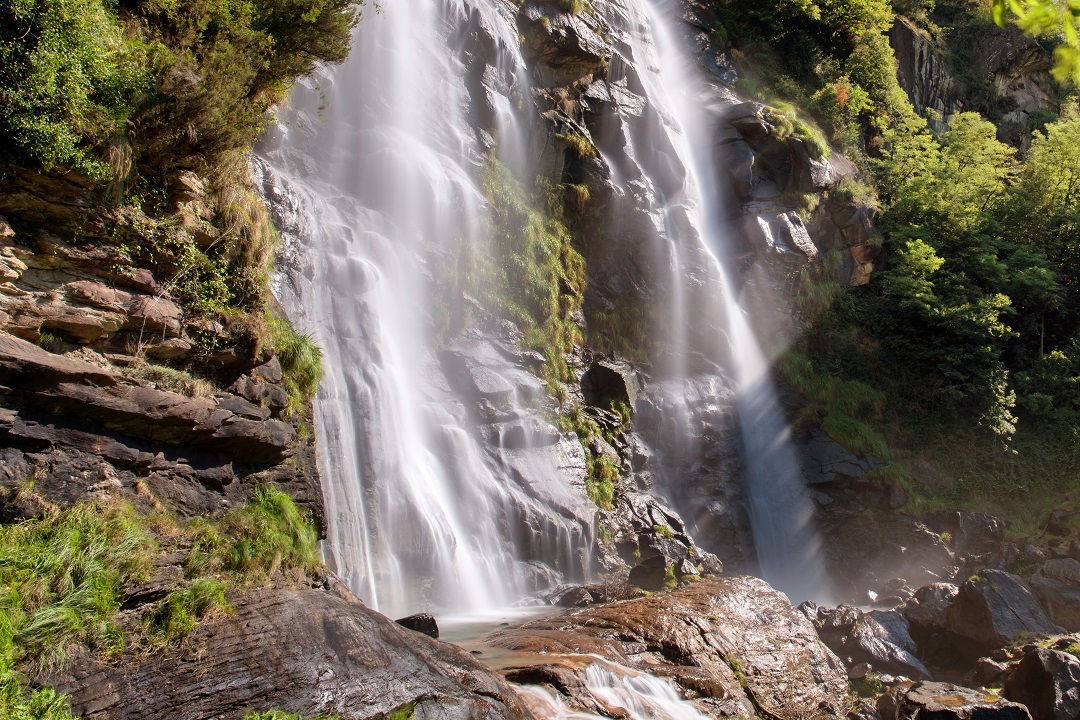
xmin=517 ymin=662 xmax=713 ymax=720
xmin=257 ymin=0 xmax=593 ymax=618
xmin=604 ymin=0 xmax=830 ymax=603
xmin=257 ymin=0 xmax=828 ymax=621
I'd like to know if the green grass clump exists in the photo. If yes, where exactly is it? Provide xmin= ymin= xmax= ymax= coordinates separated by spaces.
xmin=555 ymin=131 xmax=597 ymax=159
xmin=245 ymin=708 xmax=341 ymax=720
xmin=585 ymin=455 xmax=617 ymax=509
xmin=265 ymin=313 xmax=324 ymax=416
xmin=0 ymin=501 xmax=155 ymax=671
xmin=849 ymin=676 xmax=885 ymax=699
xmin=474 ymin=158 xmax=586 ymax=390
xmin=762 ymin=103 xmax=830 ymax=160
xmin=126 ymin=360 xmax=216 ymax=398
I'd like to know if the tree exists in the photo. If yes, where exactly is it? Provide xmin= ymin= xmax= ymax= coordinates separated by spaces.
xmin=992 ymin=0 xmax=1080 ymax=82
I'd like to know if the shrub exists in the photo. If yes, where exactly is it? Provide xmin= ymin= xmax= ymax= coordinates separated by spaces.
xmin=0 ymin=0 xmax=149 ymax=176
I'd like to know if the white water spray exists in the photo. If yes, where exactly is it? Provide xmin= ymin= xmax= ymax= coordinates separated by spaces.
xmin=608 ymin=0 xmax=830 ymax=602
xmin=259 ymin=0 xmax=591 ymax=617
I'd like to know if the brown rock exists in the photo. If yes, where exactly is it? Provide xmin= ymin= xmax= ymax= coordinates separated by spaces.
xmin=487 ymin=576 xmax=848 ymax=719
xmin=48 ymin=585 xmax=529 ymax=720
xmin=879 ymin=681 xmax=1031 ymax=720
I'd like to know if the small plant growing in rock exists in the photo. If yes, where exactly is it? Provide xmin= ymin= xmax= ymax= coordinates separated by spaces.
xmin=555 ymin=131 xmax=597 ymax=159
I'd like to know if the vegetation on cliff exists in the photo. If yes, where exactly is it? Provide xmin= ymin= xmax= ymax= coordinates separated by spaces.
xmin=0 ymin=488 xmax=321 ymax=717
xmin=713 ymin=0 xmax=1079 ymax=530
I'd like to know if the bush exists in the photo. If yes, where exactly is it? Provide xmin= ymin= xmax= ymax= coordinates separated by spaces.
xmin=0 ymin=0 xmax=149 ymax=176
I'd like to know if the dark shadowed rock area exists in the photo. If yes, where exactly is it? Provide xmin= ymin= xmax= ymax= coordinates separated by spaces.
xmin=48 ymin=581 xmax=530 ymax=720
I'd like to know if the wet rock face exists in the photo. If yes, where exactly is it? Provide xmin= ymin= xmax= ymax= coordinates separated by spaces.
xmin=1031 ymin=560 xmax=1080 ymax=632
xmin=879 ymin=681 xmax=1032 ymax=720
xmin=488 ymin=576 xmax=849 ymax=719
xmin=49 ymin=583 xmax=529 ymax=720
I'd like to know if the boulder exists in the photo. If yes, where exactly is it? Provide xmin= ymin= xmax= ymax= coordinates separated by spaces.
xmin=48 ymin=585 xmax=528 ymax=720
xmin=945 ymin=571 xmax=1059 ymax=656
xmin=581 ymin=358 xmax=639 ymax=409
xmin=627 ymin=554 xmax=670 ymax=591
xmin=847 ymin=610 xmax=932 ymax=681
xmin=395 ymin=612 xmax=440 ymax=639
xmin=1003 ymin=648 xmax=1080 ymax=720
xmin=1031 ymin=560 xmax=1080 ymax=632
xmin=903 ymin=583 xmax=960 ymax=662
xmin=879 ymin=682 xmax=1031 ymax=720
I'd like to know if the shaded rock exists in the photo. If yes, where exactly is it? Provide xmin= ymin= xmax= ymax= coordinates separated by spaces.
xmin=1032 ymin=560 xmax=1080 ymax=632
xmin=1003 ymin=648 xmax=1080 ymax=720
xmin=945 ymin=571 xmax=1059 ymax=656
xmin=581 ymin=358 xmax=639 ymax=409
xmin=48 ymin=585 xmax=528 ymax=720
xmin=903 ymin=583 xmax=960 ymax=663
xmin=627 ymin=554 xmax=670 ymax=591
xmin=879 ymin=681 xmax=1031 ymax=720
xmin=395 ymin=612 xmax=440 ymax=639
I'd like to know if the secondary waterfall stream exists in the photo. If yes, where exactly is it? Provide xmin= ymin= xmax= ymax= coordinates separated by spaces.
xmin=257 ymin=0 xmax=825 ymax=632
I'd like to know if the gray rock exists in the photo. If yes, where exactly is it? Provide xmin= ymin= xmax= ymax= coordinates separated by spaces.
xmin=945 ymin=570 xmax=1059 ymax=655
xmin=1032 ymin=559 xmax=1080 ymax=631
xmin=848 ymin=610 xmax=932 ymax=681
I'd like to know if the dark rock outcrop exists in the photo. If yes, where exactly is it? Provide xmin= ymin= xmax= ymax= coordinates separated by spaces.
xmin=49 ymin=584 xmax=529 ymax=720
xmin=396 ymin=612 xmax=440 ymax=639
xmin=945 ymin=571 xmax=1060 ymax=656
xmin=1003 ymin=648 xmax=1080 ymax=720
xmin=1031 ymin=560 xmax=1080 ymax=632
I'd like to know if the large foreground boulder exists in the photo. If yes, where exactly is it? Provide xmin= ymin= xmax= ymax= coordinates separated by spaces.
xmin=1003 ymin=648 xmax=1080 ymax=720
xmin=488 ymin=576 xmax=849 ymax=719
xmin=48 ymin=583 xmax=529 ymax=720
xmin=879 ymin=682 xmax=1031 ymax=720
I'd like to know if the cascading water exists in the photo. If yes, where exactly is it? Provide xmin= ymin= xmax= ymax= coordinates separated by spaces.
xmin=601 ymin=0 xmax=831 ymax=602
xmin=256 ymin=0 xmax=592 ymax=618
xmin=517 ymin=661 xmax=713 ymax=720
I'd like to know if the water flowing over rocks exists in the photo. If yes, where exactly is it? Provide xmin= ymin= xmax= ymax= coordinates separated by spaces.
xmin=489 ymin=576 xmax=850 ymax=719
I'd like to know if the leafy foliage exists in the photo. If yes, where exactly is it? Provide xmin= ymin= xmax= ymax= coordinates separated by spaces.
xmin=992 ymin=0 xmax=1080 ymax=82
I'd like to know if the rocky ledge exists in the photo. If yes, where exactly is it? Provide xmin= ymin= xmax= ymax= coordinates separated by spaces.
xmin=47 ymin=577 xmax=530 ymax=720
